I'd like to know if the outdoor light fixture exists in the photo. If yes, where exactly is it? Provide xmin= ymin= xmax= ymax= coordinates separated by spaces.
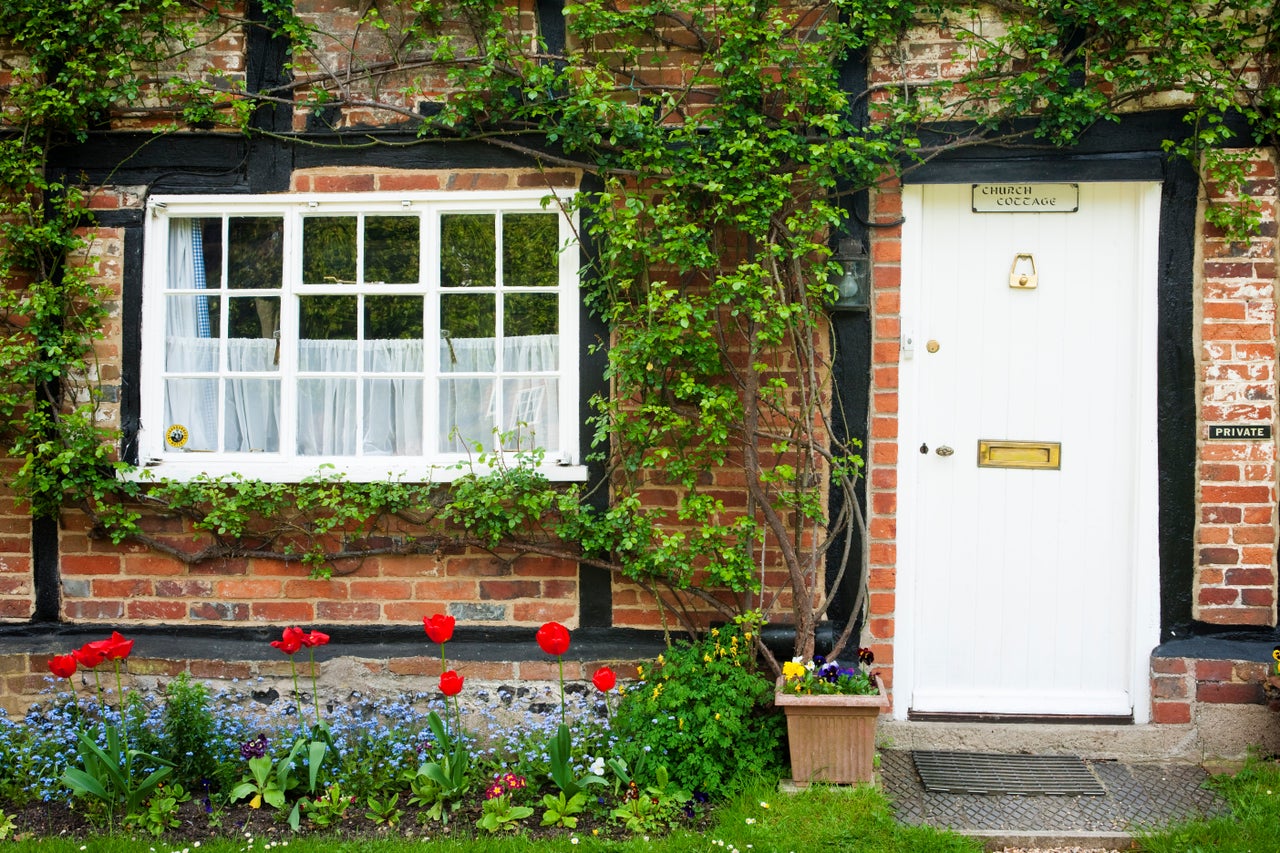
xmin=829 ymin=236 xmax=870 ymax=311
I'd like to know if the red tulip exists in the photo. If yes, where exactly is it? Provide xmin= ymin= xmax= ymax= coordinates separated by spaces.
xmin=72 ymin=643 xmax=107 ymax=669
xmin=535 ymin=621 xmax=570 ymax=656
xmin=98 ymin=631 xmax=134 ymax=661
xmin=271 ymin=625 xmax=305 ymax=655
xmin=423 ymin=614 xmax=455 ymax=645
xmin=439 ymin=669 xmax=464 ymax=697
xmin=592 ymin=666 xmax=616 ymax=693
xmin=301 ymin=630 xmax=330 ymax=648
xmin=48 ymin=654 xmax=77 ymax=679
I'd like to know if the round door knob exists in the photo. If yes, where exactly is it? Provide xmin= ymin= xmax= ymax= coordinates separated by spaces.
xmin=935 ymin=445 xmax=954 ymax=457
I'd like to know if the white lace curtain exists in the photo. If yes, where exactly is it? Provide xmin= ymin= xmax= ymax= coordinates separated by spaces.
xmin=164 ymin=221 xmax=558 ymax=457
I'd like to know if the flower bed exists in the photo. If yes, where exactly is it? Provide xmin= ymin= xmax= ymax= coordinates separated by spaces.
xmin=0 ymin=621 xmax=782 ymax=842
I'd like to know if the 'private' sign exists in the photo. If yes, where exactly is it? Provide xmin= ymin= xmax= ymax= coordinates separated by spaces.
xmin=1208 ymin=424 xmax=1273 ymax=440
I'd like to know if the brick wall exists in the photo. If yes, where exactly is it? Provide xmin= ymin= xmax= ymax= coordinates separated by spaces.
xmin=1194 ymin=150 xmax=1280 ymax=626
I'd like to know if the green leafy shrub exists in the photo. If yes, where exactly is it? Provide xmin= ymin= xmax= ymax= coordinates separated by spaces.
xmin=611 ymin=626 xmax=784 ymax=798
xmin=159 ymin=674 xmax=219 ymax=788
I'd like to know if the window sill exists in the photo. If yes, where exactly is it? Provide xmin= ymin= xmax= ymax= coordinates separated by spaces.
xmin=123 ymin=458 xmax=590 ymax=484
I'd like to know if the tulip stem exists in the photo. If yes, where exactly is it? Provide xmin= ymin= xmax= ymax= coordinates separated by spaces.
xmin=290 ymin=657 xmax=304 ymax=734
xmin=308 ymin=647 xmax=322 ymax=726
xmin=557 ymin=656 xmax=565 ymax=728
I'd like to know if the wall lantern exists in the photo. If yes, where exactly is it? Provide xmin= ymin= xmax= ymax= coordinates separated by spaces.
xmin=829 ymin=237 xmax=870 ymax=311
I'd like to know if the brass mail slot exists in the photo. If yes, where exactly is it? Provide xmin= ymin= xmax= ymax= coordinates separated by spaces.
xmin=977 ymin=439 xmax=1061 ymax=470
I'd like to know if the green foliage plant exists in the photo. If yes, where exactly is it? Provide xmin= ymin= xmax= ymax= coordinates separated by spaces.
xmin=363 ymin=792 xmax=404 ymax=826
xmin=158 ymin=674 xmax=218 ymax=788
xmin=122 ymin=782 xmax=189 ymax=837
xmin=62 ymin=723 xmax=175 ymax=829
xmin=405 ymin=711 xmax=473 ymax=825
xmin=539 ymin=790 xmax=589 ymax=828
xmin=609 ymin=765 xmax=692 ymax=834
xmin=304 ymin=783 xmax=355 ymax=828
xmin=611 ymin=625 xmax=784 ymax=799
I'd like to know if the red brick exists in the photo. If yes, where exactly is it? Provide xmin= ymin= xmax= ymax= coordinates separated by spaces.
xmin=375 ymin=173 xmax=442 ymax=192
xmin=317 ymin=601 xmax=382 ymax=621
xmin=250 ymin=602 xmax=316 ymax=622
xmin=1232 ymin=526 xmax=1277 ymax=544
xmin=1196 ymin=681 xmax=1265 ymax=704
xmin=61 ymin=555 xmax=121 ymax=575
xmin=190 ymin=602 xmax=249 ymax=621
xmin=1152 ymin=702 xmax=1191 ymax=724
xmin=478 ymin=578 xmax=542 ymax=596
xmin=1151 ymin=657 xmax=1188 ymax=675
xmin=511 ymin=600 xmax=576 ymax=623
xmin=1152 ymin=678 xmax=1188 ymax=700
xmin=122 ymin=555 xmax=186 ymax=576
xmin=1196 ymin=659 xmax=1236 ymax=682
xmin=1199 ymin=547 xmax=1240 ymax=565
xmin=92 ymin=579 xmax=153 ymax=597
xmin=65 ymin=600 xmax=124 ymax=619
xmin=1241 ymin=588 xmax=1275 ymax=607
xmin=127 ymin=600 xmax=187 ymax=620
xmin=313 ymin=173 xmax=376 ymax=192
xmin=1225 ymin=568 xmax=1276 ymax=586
xmin=347 ymin=580 xmax=412 ymax=600
xmin=153 ymin=579 xmax=214 ymax=597
xmin=217 ymin=579 xmax=285 ymax=599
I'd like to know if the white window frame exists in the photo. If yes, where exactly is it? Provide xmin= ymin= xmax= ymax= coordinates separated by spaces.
xmin=137 ymin=190 xmax=586 ymax=483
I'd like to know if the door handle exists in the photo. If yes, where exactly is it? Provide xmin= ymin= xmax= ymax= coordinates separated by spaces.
xmin=935 ymin=445 xmax=954 ymax=457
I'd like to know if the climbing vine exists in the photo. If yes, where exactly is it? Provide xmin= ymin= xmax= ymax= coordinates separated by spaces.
xmin=0 ymin=0 xmax=1277 ymax=669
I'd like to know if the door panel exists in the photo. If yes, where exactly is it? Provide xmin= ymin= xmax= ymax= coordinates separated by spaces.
xmin=902 ymin=182 xmax=1158 ymax=717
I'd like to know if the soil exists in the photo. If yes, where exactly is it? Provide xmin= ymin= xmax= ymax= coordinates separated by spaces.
xmin=9 ymin=794 xmax=707 ymax=844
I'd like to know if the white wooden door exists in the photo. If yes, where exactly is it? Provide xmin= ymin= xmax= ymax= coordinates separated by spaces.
xmin=899 ymin=182 xmax=1161 ymax=718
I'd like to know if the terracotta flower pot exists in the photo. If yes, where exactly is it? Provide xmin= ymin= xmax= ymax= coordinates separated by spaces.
xmin=774 ymin=675 xmax=888 ymax=786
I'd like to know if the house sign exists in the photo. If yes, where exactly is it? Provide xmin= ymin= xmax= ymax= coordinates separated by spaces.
xmin=972 ymin=183 xmax=1079 ymax=213
xmin=1208 ymin=424 xmax=1273 ymax=440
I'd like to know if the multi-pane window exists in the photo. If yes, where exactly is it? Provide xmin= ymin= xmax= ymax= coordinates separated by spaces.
xmin=140 ymin=192 xmax=582 ymax=481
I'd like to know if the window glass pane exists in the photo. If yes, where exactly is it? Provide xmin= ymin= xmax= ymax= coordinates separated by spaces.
xmin=363 ymin=377 xmax=423 ymax=455
xmin=228 ymin=218 xmax=283 ymax=289
xmin=303 ymin=216 xmax=357 ymax=284
xmin=505 ymin=292 xmax=558 ymax=338
xmin=166 ymin=295 xmax=220 ymax=371
xmin=164 ymin=378 xmax=218 ymax=451
xmin=365 ymin=216 xmax=420 ymax=284
xmin=366 ymin=295 xmax=424 ymax=340
xmin=440 ymin=214 xmax=495 ymax=288
xmin=167 ymin=218 xmax=222 ymax=290
xmin=297 ymin=378 xmax=356 ymax=455
xmin=501 ymin=377 xmax=557 ymax=450
xmin=228 ymin=297 xmax=280 ymax=373
xmin=439 ymin=377 xmax=495 ymax=452
xmin=366 ymin=294 xmax=424 ymax=371
xmin=503 ymin=213 xmax=558 ymax=288
xmin=224 ymin=379 xmax=280 ymax=452
xmin=440 ymin=294 xmax=495 ymax=373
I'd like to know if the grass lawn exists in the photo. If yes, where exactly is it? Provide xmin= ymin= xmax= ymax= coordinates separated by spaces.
xmin=3 ymin=781 xmax=983 ymax=853
xmin=1139 ymin=756 xmax=1279 ymax=853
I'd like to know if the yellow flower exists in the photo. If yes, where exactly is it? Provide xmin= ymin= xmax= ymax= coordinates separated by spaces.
xmin=711 ymin=628 xmax=720 ymax=637
xmin=782 ymin=660 xmax=806 ymax=680
xmin=652 ymin=683 xmax=664 ymax=699
xmin=657 ymin=654 xmax=665 ymax=665
xmin=715 ymin=712 xmax=721 ymax=720
xmin=678 ymin=717 xmax=684 ymax=730
xmin=703 ymin=653 xmax=713 ymax=663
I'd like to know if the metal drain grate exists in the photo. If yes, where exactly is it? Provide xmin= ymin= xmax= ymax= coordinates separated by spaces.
xmin=912 ymin=750 xmax=1106 ymax=796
